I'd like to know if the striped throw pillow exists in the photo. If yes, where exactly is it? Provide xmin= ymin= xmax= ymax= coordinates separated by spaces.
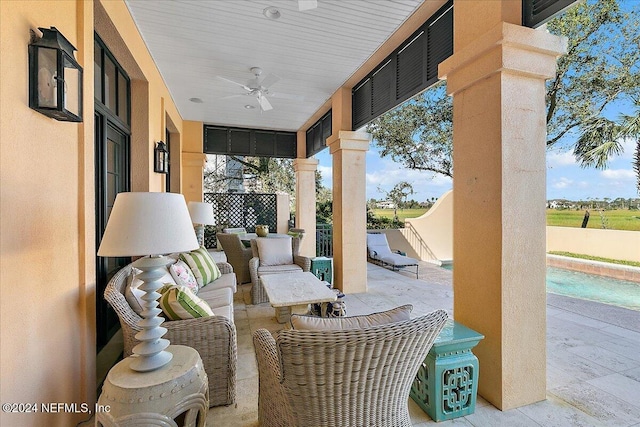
xmin=159 ymin=285 xmax=214 ymax=320
xmin=180 ymin=246 xmax=221 ymax=288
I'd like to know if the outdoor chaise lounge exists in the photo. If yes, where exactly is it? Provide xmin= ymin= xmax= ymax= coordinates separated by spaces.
xmin=367 ymin=232 xmax=420 ymax=278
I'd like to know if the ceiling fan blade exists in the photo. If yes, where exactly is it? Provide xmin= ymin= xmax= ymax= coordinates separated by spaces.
xmin=257 ymin=93 xmax=273 ymax=111
xmin=220 ymin=94 xmax=246 ymax=100
xmin=298 ymin=0 xmax=317 ymax=11
xmin=260 ymin=73 xmax=280 ymax=89
xmin=217 ymin=76 xmax=251 ymax=91
xmin=270 ymin=92 xmax=304 ymax=102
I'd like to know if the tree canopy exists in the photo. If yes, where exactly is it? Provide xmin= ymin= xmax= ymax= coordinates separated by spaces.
xmin=367 ymin=0 xmax=640 ymax=193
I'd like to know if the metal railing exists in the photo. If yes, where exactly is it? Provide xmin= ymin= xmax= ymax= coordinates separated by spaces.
xmin=316 ymin=223 xmax=333 ymax=257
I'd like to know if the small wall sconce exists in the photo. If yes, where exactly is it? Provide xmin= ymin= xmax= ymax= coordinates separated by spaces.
xmin=29 ymin=27 xmax=83 ymax=122
xmin=154 ymin=141 xmax=169 ymax=174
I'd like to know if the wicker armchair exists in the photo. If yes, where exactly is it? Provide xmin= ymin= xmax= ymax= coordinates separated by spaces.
xmin=217 ymin=232 xmax=253 ymax=284
xmin=248 ymin=237 xmax=311 ymax=305
xmin=104 ymin=263 xmax=237 ymax=407
xmin=253 ymin=308 xmax=448 ymax=427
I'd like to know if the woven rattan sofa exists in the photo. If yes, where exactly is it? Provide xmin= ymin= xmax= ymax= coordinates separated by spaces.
xmin=253 ymin=306 xmax=448 ymax=426
xmin=104 ymin=260 xmax=237 ymax=407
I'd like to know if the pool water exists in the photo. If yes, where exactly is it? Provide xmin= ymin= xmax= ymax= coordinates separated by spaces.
xmin=546 ymin=266 xmax=640 ymax=311
xmin=440 ymin=264 xmax=640 ymax=311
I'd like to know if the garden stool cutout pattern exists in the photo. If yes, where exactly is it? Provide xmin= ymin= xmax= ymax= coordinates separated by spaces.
xmin=310 ymin=284 xmax=346 ymax=317
xmin=410 ymin=320 xmax=484 ymax=422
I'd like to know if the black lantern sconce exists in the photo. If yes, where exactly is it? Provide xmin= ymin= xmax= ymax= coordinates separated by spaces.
xmin=29 ymin=27 xmax=83 ymax=122
xmin=154 ymin=141 xmax=169 ymax=174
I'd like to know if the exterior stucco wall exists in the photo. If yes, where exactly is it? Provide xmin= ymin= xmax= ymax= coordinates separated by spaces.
xmin=1 ymin=2 xmax=94 ymax=426
xmin=547 ymin=226 xmax=640 ymax=263
xmin=404 ymin=189 xmax=453 ymax=262
xmin=0 ymin=1 xmax=186 ymax=425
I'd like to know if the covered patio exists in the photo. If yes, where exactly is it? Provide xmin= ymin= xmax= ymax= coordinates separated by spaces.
xmin=215 ymin=261 xmax=640 ymax=426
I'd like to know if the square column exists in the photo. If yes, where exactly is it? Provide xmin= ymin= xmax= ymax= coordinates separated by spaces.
xmin=439 ymin=22 xmax=566 ymax=410
xmin=327 ymin=131 xmax=370 ymax=294
xmin=293 ymin=158 xmax=319 ymax=256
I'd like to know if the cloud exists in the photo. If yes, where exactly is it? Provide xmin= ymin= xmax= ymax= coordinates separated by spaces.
xmin=365 ymin=159 xmax=452 ymax=201
xmin=600 ymin=169 xmax=635 ymax=181
xmin=547 ymin=150 xmax=577 ymax=168
xmin=618 ymin=138 xmax=636 ymax=160
xmin=317 ymin=165 xmax=332 ymax=188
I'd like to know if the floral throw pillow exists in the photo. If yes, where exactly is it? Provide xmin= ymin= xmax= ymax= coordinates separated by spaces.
xmin=168 ymin=260 xmax=199 ymax=293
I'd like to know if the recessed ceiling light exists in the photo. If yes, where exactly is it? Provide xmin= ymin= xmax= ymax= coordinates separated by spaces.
xmin=245 ymin=105 xmax=256 ymax=109
xmin=189 ymin=97 xmax=203 ymax=103
xmin=263 ymin=6 xmax=281 ymax=20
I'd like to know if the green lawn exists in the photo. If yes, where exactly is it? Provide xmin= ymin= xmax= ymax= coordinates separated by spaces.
xmin=546 ymin=209 xmax=640 ymax=231
xmin=371 ymin=208 xmax=640 ymax=231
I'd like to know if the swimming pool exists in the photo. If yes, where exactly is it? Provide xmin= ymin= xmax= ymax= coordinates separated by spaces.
xmin=440 ymin=264 xmax=640 ymax=311
xmin=546 ymin=266 xmax=640 ymax=311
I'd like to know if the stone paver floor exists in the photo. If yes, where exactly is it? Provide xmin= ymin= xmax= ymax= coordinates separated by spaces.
xmin=208 ymin=261 xmax=640 ymax=426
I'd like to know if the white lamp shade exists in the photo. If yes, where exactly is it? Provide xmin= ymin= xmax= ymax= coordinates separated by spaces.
xmin=98 ymin=192 xmax=199 ymax=257
xmin=188 ymin=201 xmax=215 ymax=225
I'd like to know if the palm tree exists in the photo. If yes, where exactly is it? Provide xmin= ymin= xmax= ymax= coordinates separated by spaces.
xmin=573 ymin=98 xmax=640 ymax=194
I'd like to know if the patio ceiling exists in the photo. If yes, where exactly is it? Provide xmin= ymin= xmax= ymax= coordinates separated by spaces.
xmin=125 ymin=0 xmax=445 ymax=132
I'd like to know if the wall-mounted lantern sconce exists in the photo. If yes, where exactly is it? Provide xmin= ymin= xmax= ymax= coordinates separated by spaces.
xmin=29 ymin=27 xmax=83 ymax=122
xmin=154 ymin=141 xmax=169 ymax=174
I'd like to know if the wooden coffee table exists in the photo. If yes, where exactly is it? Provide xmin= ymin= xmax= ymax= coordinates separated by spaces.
xmin=260 ymin=272 xmax=337 ymax=323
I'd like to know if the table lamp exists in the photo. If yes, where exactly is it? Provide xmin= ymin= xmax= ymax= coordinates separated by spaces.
xmin=97 ymin=192 xmax=199 ymax=372
xmin=188 ymin=201 xmax=215 ymax=247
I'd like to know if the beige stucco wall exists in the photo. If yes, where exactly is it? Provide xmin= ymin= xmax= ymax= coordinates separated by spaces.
xmin=182 ymin=120 xmax=206 ymax=203
xmin=403 ymin=189 xmax=453 ymax=262
xmin=0 ymin=1 xmax=186 ymax=425
xmin=547 ymin=226 xmax=640 ymax=262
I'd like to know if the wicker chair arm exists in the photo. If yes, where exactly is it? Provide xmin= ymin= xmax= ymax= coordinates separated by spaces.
xmin=253 ymin=329 xmax=294 ymax=426
xmin=216 ymin=261 xmax=234 ymax=275
xmin=164 ymin=315 xmax=237 ymax=407
xmin=294 ymin=255 xmax=311 ymax=272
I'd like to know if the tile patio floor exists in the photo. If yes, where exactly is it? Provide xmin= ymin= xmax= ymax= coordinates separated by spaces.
xmin=208 ymin=261 xmax=640 ymax=426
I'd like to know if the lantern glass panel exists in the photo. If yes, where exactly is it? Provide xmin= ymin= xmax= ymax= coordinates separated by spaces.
xmin=37 ymin=48 xmax=57 ymax=108
xmin=64 ymin=56 xmax=80 ymax=117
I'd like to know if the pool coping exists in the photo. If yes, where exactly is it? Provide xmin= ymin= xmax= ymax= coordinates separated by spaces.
xmin=547 ymin=254 xmax=640 ymax=284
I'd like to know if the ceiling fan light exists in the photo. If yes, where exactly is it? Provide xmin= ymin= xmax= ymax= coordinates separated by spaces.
xmin=244 ymin=104 xmax=256 ymax=109
xmin=263 ymin=6 xmax=281 ymax=20
xmin=189 ymin=97 xmax=203 ymax=103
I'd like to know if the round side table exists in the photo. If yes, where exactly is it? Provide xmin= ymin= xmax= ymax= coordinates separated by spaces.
xmin=96 ymin=345 xmax=208 ymax=427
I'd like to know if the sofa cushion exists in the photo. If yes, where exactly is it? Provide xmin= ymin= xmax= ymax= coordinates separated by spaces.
xmin=258 ymin=264 xmax=303 ymax=275
xmin=180 ymin=246 xmax=222 ymax=288
xmin=169 ymin=259 xmax=199 ymax=293
xmin=291 ymin=304 xmax=413 ymax=331
xmin=256 ymin=237 xmax=293 ymax=266
xmin=202 ymin=271 xmax=237 ymax=293
xmin=159 ymin=285 xmax=214 ymax=320
xmin=197 ymin=286 xmax=233 ymax=309
xmin=214 ymin=304 xmax=234 ymax=323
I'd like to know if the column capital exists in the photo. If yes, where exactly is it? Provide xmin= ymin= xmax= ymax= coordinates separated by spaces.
xmin=293 ymin=157 xmax=319 ymax=172
xmin=326 ymin=131 xmax=370 ymax=154
xmin=439 ymin=22 xmax=567 ymax=95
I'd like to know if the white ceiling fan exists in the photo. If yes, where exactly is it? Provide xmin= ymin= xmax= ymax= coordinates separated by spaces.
xmin=298 ymin=0 xmax=318 ymax=11
xmin=218 ymin=66 xmax=303 ymax=112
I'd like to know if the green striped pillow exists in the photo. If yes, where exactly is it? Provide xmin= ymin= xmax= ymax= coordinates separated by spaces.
xmin=180 ymin=246 xmax=221 ymax=288
xmin=159 ymin=285 xmax=214 ymax=320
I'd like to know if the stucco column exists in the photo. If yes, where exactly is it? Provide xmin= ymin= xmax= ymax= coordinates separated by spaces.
xmin=439 ymin=23 xmax=566 ymax=410
xmin=293 ymin=158 xmax=318 ymax=257
xmin=182 ymin=121 xmax=205 ymax=203
xmin=327 ymin=131 xmax=370 ymax=293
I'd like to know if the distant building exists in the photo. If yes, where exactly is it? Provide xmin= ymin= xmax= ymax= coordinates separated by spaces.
xmin=376 ymin=200 xmax=396 ymax=209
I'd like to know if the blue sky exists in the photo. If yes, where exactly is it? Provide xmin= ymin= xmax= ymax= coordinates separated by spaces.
xmin=314 ymin=137 xmax=637 ymax=203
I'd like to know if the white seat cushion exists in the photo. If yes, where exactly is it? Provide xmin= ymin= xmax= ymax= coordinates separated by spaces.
xmin=291 ymin=305 xmax=413 ymax=330
xmin=197 ymin=286 xmax=233 ymax=309
xmin=256 ymin=237 xmax=293 ymax=266
xmin=258 ymin=264 xmax=303 ymax=275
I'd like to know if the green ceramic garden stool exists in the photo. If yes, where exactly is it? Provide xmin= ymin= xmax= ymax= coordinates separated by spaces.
xmin=311 ymin=256 xmax=333 ymax=285
xmin=410 ymin=320 xmax=484 ymax=422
